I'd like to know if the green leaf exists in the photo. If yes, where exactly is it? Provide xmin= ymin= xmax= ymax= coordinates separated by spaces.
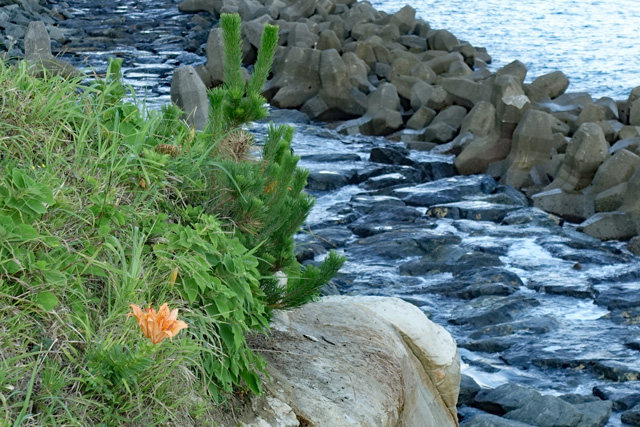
xmin=98 ymin=224 xmax=111 ymax=237
xmin=240 ymin=370 xmax=262 ymax=395
xmin=42 ymin=270 xmax=67 ymax=285
xmin=35 ymin=291 xmax=59 ymax=311
xmin=25 ymin=198 xmax=47 ymax=215
xmin=222 ymin=254 xmax=235 ymax=273
xmin=183 ymin=278 xmax=199 ymax=303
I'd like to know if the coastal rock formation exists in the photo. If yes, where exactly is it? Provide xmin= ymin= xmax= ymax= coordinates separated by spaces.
xmin=179 ymin=0 xmax=640 ymax=240
xmin=24 ymin=21 xmax=80 ymax=78
xmin=246 ymin=296 xmax=461 ymax=427
xmin=170 ymin=65 xmax=209 ymax=130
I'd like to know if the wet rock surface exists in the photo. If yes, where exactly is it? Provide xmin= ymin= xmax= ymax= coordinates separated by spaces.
xmin=6 ymin=0 xmax=640 ymax=425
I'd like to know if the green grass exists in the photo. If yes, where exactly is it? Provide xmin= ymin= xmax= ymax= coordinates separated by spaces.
xmin=0 ymin=14 xmax=345 ymax=425
xmin=0 ymin=58 xmax=264 ymax=426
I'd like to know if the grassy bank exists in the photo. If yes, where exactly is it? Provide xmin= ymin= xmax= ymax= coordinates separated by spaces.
xmin=0 ymin=14 xmax=343 ymax=426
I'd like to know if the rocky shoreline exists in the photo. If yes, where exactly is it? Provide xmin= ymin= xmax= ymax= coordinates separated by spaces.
xmin=4 ymin=0 xmax=640 ymax=425
xmin=170 ymin=0 xmax=640 ymax=247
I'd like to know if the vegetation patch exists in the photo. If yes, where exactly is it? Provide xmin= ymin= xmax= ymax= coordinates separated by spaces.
xmin=0 ymin=14 xmax=343 ymax=426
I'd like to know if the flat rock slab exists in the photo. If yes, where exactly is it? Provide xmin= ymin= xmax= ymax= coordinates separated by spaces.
xmin=426 ymin=200 xmax=521 ymax=222
xmin=393 ymin=175 xmax=498 ymax=207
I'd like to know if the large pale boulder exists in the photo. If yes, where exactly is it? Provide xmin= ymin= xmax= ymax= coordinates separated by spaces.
xmin=441 ymin=77 xmax=492 ymax=109
xmin=579 ymin=168 xmax=640 ymax=239
xmin=499 ymin=109 xmax=556 ymax=189
xmin=545 ymin=123 xmax=609 ymax=192
xmin=390 ymin=5 xmax=416 ymax=34
xmin=267 ymin=47 xmax=321 ymax=108
xmin=358 ymin=83 xmax=403 ymax=136
xmin=525 ymin=70 xmax=570 ymax=102
xmin=279 ymin=0 xmax=316 ymax=21
xmin=204 ymin=27 xmax=225 ymax=87
xmin=495 ymin=60 xmax=528 ymax=85
xmin=24 ymin=21 xmax=81 ymax=79
xmin=492 ymin=75 xmax=531 ymax=139
xmin=424 ymin=52 xmax=465 ymax=75
xmin=428 ymin=29 xmax=459 ymax=52
xmin=589 ymin=149 xmax=640 ymax=194
xmin=170 ymin=66 xmax=209 ymax=130
xmin=178 ymin=0 xmax=219 ymax=15
xmin=532 ymin=188 xmax=595 ymax=223
xmin=630 ymin=98 xmax=640 ymax=126
xmin=256 ymin=296 xmax=460 ymax=427
xmin=455 ymin=133 xmax=508 ymax=175
xmin=301 ymin=51 xmax=368 ymax=121
xmin=317 ymin=29 xmax=342 ymax=52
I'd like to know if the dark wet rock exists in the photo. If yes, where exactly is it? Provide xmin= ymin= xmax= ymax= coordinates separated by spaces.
xmin=459 ymin=338 xmax=514 ymax=353
xmin=461 ymin=413 xmax=534 ymax=427
xmin=347 ymin=194 xmax=407 ymax=215
xmin=348 ymin=206 xmax=425 ymax=237
xmin=528 ymin=354 xmax=640 ymax=383
xmin=622 ymin=403 xmax=640 ymax=426
xmin=503 ymin=394 xmax=583 ymax=427
xmin=593 ymin=384 xmax=640 ymax=411
xmin=362 ymin=172 xmax=417 ymax=190
xmin=595 ymin=284 xmax=640 ymax=311
xmin=306 ymin=170 xmax=353 ymax=191
xmin=472 ymin=383 xmax=541 ymax=415
xmin=481 ymin=185 xmax=530 ymax=207
xmin=456 ymin=282 xmax=519 ymax=300
xmin=625 ymin=338 xmax=640 ymax=351
xmin=350 ymin=229 xmax=461 ymax=260
xmin=540 ymin=239 xmax=633 ymax=265
xmin=414 ymin=156 xmax=458 ymax=181
xmin=468 ymin=317 xmax=559 ymax=339
xmin=427 ymin=201 xmax=521 ymax=223
xmin=454 ymin=268 xmax=525 ymax=286
xmin=393 ymin=175 xmax=498 ymax=207
xmin=407 ymin=267 xmax=520 ymax=298
xmin=541 ymin=282 xmax=597 ymax=299
xmin=399 ymin=249 xmax=503 ymax=277
xmin=353 ymin=164 xmax=416 ymax=185
xmin=502 ymin=207 xmax=563 ymax=228
xmin=589 ymin=360 xmax=640 ymax=382
xmin=573 ymin=400 xmax=613 ymax=427
xmin=301 ymin=153 xmax=362 ymax=163
xmin=294 ymin=242 xmax=327 ymax=263
xmin=604 ymin=306 xmax=640 ymax=325
xmin=306 ymin=227 xmax=353 ymax=250
xmin=461 ymin=355 xmax=501 ymax=373
xmin=560 ymin=394 xmax=602 ymax=404
xmin=449 ymin=296 xmax=541 ymax=327
xmin=369 ymin=146 xmax=414 ymax=166
xmin=458 ymin=374 xmax=481 ymax=407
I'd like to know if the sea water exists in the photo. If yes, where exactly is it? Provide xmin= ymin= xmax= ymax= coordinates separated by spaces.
xmin=371 ymin=0 xmax=640 ymax=100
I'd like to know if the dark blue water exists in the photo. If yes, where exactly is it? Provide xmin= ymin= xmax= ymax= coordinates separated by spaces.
xmin=372 ymin=0 xmax=640 ymax=100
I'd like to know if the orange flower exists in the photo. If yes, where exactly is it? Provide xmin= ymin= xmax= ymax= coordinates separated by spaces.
xmin=128 ymin=303 xmax=188 ymax=344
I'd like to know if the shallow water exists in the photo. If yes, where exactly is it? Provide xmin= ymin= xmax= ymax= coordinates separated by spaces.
xmin=372 ymin=0 xmax=640 ymax=100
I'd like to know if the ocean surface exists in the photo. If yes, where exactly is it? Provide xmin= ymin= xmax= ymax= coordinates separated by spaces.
xmin=371 ymin=0 xmax=640 ymax=101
